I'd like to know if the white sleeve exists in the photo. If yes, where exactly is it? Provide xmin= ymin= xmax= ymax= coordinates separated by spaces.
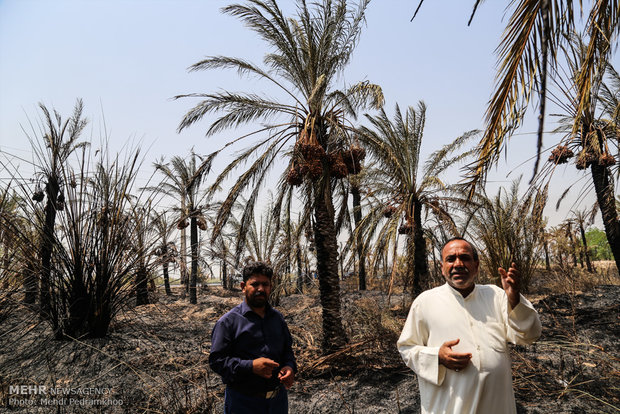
xmin=397 ymin=301 xmax=446 ymax=386
xmin=505 ymin=294 xmax=542 ymax=345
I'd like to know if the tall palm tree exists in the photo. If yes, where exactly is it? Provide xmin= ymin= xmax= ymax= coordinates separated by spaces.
xmin=356 ymin=103 xmax=474 ymax=296
xmin=29 ymin=100 xmax=88 ymax=316
xmin=544 ymin=42 xmax=620 ymax=273
xmin=150 ymin=153 xmax=212 ymax=304
xmin=176 ymin=0 xmax=383 ymax=352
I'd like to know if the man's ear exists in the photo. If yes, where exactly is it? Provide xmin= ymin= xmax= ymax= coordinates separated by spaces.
xmin=240 ymin=281 xmax=246 ymax=291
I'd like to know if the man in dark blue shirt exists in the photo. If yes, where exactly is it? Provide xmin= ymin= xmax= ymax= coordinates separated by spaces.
xmin=209 ymin=261 xmax=297 ymax=413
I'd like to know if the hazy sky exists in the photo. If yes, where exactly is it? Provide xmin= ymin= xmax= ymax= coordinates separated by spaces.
xmin=1 ymin=0 xmax=616 ymax=226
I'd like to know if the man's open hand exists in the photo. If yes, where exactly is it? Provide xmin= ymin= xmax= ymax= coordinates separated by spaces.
xmin=499 ymin=262 xmax=521 ymax=309
xmin=278 ymin=366 xmax=295 ymax=389
xmin=252 ymin=357 xmax=279 ymax=379
xmin=438 ymin=339 xmax=472 ymax=372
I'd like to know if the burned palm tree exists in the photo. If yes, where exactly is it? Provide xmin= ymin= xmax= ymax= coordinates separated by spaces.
xmin=27 ymin=100 xmax=88 ymax=317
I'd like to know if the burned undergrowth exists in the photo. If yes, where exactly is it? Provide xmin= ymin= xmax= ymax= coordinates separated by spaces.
xmin=0 ymin=278 xmax=618 ymax=413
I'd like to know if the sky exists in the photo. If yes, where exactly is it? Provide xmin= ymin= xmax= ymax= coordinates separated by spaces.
xmin=0 ymin=0 xmax=617 ymax=228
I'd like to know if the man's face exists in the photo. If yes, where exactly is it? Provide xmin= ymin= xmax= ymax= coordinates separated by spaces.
xmin=441 ymin=239 xmax=479 ymax=295
xmin=241 ymin=274 xmax=272 ymax=308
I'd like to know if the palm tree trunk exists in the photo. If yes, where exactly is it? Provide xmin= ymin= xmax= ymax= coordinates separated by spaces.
xmin=221 ymin=260 xmax=228 ymax=290
xmin=412 ymin=198 xmax=428 ymax=296
xmin=180 ymin=199 xmax=188 ymax=287
xmin=566 ymin=223 xmax=578 ymax=267
xmin=163 ymin=261 xmax=172 ymax=295
xmin=296 ymin=245 xmax=303 ymax=293
xmin=590 ymin=163 xmax=620 ymax=273
xmin=136 ymin=264 xmax=149 ymax=305
xmin=189 ymin=216 xmax=198 ymax=304
xmin=351 ymin=184 xmax=366 ymax=291
xmin=39 ymin=177 xmax=59 ymax=318
xmin=543 ymin=234 xmax=551 ymax=271
xmin=577 ymin=221 xmax=594 ymax=273
xmin=313 ymin=183 xmax=346 ymax=353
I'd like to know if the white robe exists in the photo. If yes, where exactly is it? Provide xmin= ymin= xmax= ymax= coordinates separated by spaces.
xmin=397 ymin=283 xmax=541 ymax=414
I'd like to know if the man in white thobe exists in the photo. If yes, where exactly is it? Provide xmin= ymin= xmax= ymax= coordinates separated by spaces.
xmin=397 ymin=238 xmax=541 ymax=414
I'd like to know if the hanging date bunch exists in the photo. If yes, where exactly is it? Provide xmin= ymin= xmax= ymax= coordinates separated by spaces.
xmin=341 ymin=144 xmax=366 ymax=175
xmin=599 ymin=141 xmax=616 ymax=167
xmin=575 ymin=149 xmax=598 ymax=170
xmin=196 ymin=212 xmax=208 ymax=231
xmin=177 ymin=217 xmax=189 ymax=230
xmin=382 ymin=205 xmax=397 ymax=218
xmin=287 ymin=115 xmax=325 ymax=186
xmin=548 ymin=145 xmax=574 ymax=165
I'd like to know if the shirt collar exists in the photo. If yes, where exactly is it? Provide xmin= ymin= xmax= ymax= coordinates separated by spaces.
xmin=444 ymin=282 xmax=477 ymax=301
xmin=240 ymin=299 xmax=273 ymax=316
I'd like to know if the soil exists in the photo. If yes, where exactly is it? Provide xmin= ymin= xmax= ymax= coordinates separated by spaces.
xmin=0 ymin=282 xmax=618 ymax=413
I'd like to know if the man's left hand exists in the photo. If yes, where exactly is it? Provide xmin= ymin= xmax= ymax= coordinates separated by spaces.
xmin=499 ymin=262 xmax=520 ymax=309
xmin=278 ymin=366 xmax=295 ymax=389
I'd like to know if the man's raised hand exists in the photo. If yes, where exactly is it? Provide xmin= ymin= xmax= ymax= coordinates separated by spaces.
xmin=499 ymin=262 xmax=521 ymax=309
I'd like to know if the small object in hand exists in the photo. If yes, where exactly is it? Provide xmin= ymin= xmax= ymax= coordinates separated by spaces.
xmin=455 ymin=369 xmax=460 ymax=372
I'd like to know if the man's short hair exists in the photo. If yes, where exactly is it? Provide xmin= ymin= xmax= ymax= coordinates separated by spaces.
xmin=242 ymin=261 xmax=274 ymax=282
xmin=441 ymin=237 xmax=479 ymax=261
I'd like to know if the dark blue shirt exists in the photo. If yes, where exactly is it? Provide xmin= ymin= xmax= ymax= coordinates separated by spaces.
xmin=209 ymin=300 xmax=297 ymax=392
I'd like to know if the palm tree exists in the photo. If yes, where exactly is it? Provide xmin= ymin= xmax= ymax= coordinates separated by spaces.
xmin=150 ymin=153 xmax=212 ymax=304
xmin=467 ymin=179 xmax=547 ymax=292
xmin=176 ymin=0 xmax=383 ymax=352
xmin=152 ymin=211 xmax=177 ymax=295
xmin=544 ymin=43 xmax=620 ymax=273
xmin=356 ymin=103 xmax=474 ymax=296
xmin=349 ymin=174 xmax=367 ymax=290
xmin=29 ymin=100 xmax=88 ymax=316
xmin=572 ymin=209 xmax=596 ymax=273
xmin=426 ymin=1 xmax=620 ymax=192
xmin=229 ymin=198 xmax=291 ymax=302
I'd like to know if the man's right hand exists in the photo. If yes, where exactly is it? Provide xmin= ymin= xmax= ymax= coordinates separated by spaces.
xmin=252 ymin=357 xmax=279 ymax=378
xmin=438 ymin=339 xmax=472 ymax=371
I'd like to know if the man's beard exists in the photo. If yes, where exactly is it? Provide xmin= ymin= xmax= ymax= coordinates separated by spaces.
xmin=246 ymin=292 xmax=268 ymax=308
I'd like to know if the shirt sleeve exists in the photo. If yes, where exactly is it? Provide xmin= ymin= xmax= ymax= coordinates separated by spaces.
xmin=397 ymin=300 xmax=446 ymax=386
xmin=505 ymin=293 xmax=542 ymax=345
xmin=209 ymin=317 xmax=253 ymax=383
